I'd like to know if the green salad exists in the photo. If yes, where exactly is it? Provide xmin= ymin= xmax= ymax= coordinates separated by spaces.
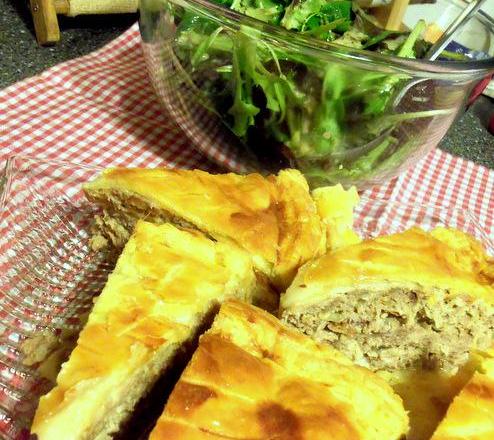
xmin=170 ymin=0 xmax=452 ymax=185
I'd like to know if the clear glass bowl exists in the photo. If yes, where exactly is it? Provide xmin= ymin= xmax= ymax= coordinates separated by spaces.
xmin=0 ymin=155 xmax=493 ymax=438
xmin=139 ymin=0 xmax=494 ymax=189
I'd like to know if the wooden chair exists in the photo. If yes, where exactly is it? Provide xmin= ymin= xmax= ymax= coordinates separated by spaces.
xmin=29 ymin=0 xmax=138 ymax=45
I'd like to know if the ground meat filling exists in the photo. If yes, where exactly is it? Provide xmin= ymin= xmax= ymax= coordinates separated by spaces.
xmin=86 ymin=189 xmax=198 ymax=250
xmin=282 ymin=288 xmax=494 ymax=372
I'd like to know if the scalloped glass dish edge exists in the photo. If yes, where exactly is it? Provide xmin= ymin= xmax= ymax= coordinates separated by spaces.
xmin=0 ymin=154 xmax=492 ymax=439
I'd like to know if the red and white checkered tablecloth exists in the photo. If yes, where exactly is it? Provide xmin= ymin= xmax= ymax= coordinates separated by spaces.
xmin=1 ymin=22 xmax=494 ymax=440
xmin=1 ymin=23 xmax=493 ymax=237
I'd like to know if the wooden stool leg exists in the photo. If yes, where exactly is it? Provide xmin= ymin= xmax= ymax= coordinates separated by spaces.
xmin=29 ymin=0 xmax=132 ymax=45
xmin=374 ymin=0 xmax=410 ymax=31
xmin=29 ymin=0 xmax=60 ymax=45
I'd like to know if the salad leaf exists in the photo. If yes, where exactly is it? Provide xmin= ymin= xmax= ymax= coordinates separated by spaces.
xmin=439 ymin=50 xmax=469 ymax=61
xmin=352 ymin=3 xmax=384 ymax=36
xmin=320 ymin=1 xmax=352 ymax=32
xmin=281 ymin=0 xmax=352 ymax=36
xmin=334 ymin=26 xmax=368 ymax=49
xmin=396 ymin=19 xmax=426 ymax=58
xmin=362 ymin=30 xmax=402 ymax=50
xmin=281 ymin=0 xmax=326 ymax=30
xmin=191 ymin=27 xmax=226 ymax=67
xmin=214 ymin=0 xmax=234 ymax=6
xmin=231 ymin=0 xmax=285 ymax=24
xmin=380 ymin=34 xmax=407 ymax=52
xmin=228 ymin=36 xmax=260 ymax=136
xmin=171 ymin=0 xmax=449 ymax=186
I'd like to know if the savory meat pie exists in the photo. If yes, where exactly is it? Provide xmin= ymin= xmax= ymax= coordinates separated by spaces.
xmin=83 ymin=167 xmax=359 ymax=290
xmin=31 ymin=221 xmax=268 ymax=440
xmin=281 ymin=227 xmax=494 ymax=373
xmin=150 ymin=300 xmax=409 ymax=440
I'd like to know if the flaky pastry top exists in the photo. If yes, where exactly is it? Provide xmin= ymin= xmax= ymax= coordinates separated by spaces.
xmin=151 ymin=300 xmax=409 ymax=440
xmin=282 ymin=227 xmax=494 ymax=311
xmin=31 ymin=222 xmax=259 ymax=438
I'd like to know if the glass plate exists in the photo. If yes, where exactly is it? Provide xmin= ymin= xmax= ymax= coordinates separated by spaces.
xmin=0 ymin=155 xmax=493 ymax=439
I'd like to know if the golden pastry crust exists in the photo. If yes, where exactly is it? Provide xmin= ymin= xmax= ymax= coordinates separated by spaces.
xmin=271 ymin=169 xmax=327 ymax=289
xmin=311 ymin=184 xmax=361 ymax=250
xmin=282 ymin=227 xmax=494 ymax=311
xmin=150 ymin=300 xmax=409 ymax=440
xmin=31 ymin=222 xmax=265 ymax=440
xmin=84 ymin=168 xmax=281 ymax=274
xmin=431 ymin=350 xmax=494 ymax=440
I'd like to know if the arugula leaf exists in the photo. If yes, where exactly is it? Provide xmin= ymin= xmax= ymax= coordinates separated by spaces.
xmin=191 ymin=27 xmax=226 ymax=67
xmin=438 ymin=50 xmax=469 ymax=61
xmin=396 ymin=19 xmax=426 ymax=58
xmin=176 ymin=12 xmax=218 ymax=34
xmin=281 ymin=0 xmax=351 ymax=36
xmin=212 ymin=0 xmax=234 ymax=6
xmin=365 ymin=108 xmax=453 ymax=136
xmin=230 ymin=0 xmax=285 ymax=24
xmin=227 ymin=30 xmax=293 ymax=136
xmin=178 ymin=30 xmax=233 ymax=54
xmin=228 ymin=38 xmax=260 ymax=137
xmin=362 ymin=30 xmax=402 ymax=49
xmin=334 ymin=26 xmax=368 ymax=48
xmin=280 ymin=0 xmax=325 ymax=30
xmin=352 ymin=3 xmax=383 ymax=36
xmin=320 ymin=1 xmax=352 ymax=32
xmin=301 ymin=18 xmax=346 ymax=38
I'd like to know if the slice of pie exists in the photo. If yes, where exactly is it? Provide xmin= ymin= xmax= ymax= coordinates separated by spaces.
xmin=31 ymin=221 xmax=269 ymax=440
xmin=280 ymin=226 xmax=494 ymax=439
xmin=150 ymin=300 xmax=409 ymax=440
xmin=281 ymin=227 xmax=494 ymax=373
xmin=83 ymin=168 xmax=359 ymax=290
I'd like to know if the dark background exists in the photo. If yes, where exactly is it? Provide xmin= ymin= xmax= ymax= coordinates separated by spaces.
xmin=1 ymin=0 xmax=494 ymax=169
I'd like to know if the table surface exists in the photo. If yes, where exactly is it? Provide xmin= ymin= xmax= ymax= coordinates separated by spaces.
xmin=2 ymin=0 xmax=494 ymax=169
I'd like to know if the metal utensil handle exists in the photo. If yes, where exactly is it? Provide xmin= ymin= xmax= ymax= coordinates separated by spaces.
xmin=425 ymin=0 xmax=488 ymax=60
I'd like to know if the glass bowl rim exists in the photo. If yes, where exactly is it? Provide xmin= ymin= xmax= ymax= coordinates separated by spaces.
xmin=140 ymin=0 xmax=494 ymax=80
